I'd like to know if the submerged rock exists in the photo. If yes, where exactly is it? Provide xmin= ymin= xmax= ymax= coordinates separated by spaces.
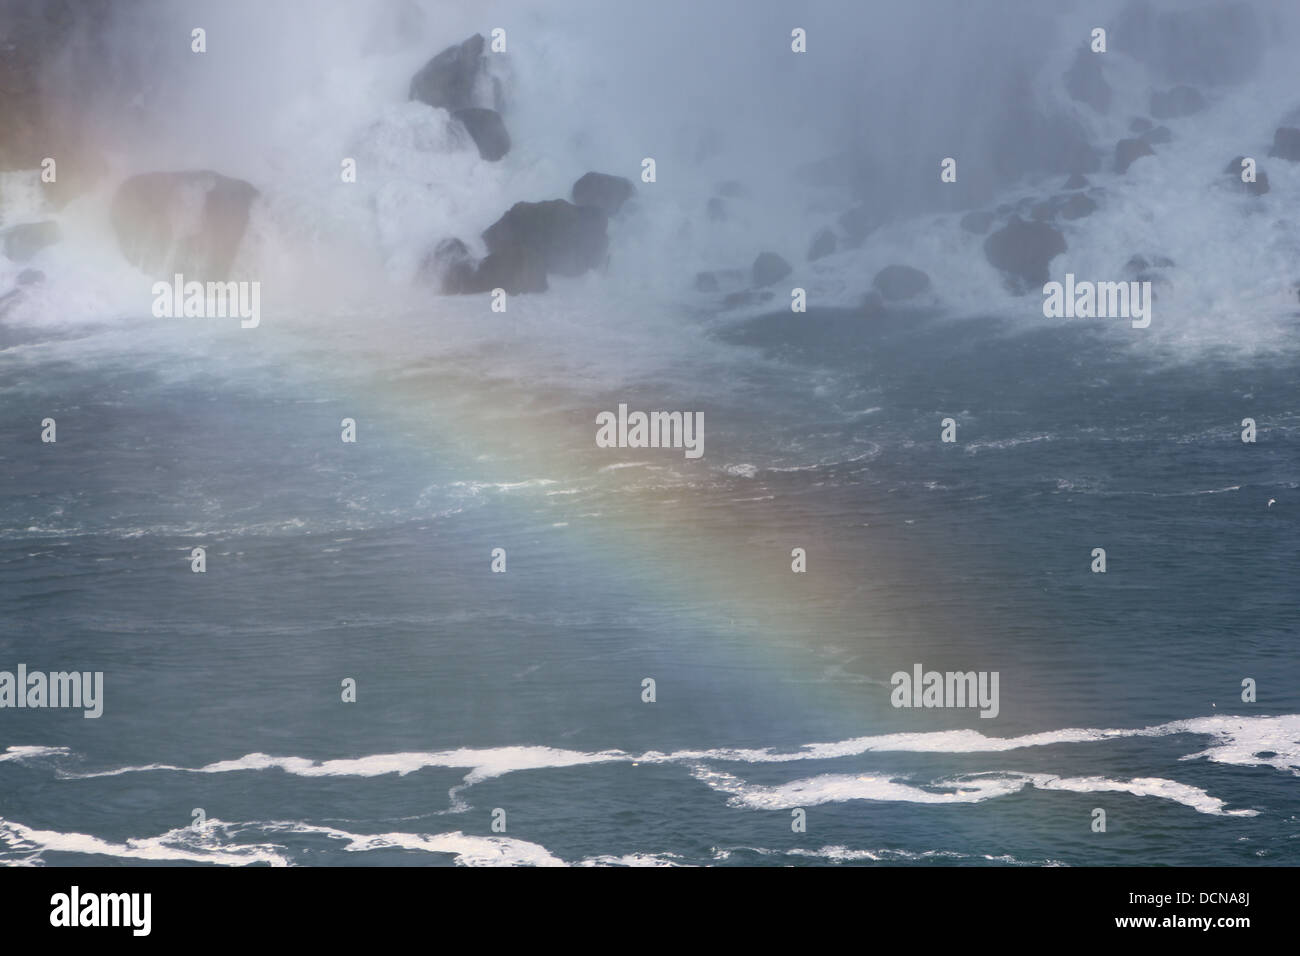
xmin=1140 ymin=126 xmax=1173 ymax=145
xmin=983 ymin=217 xmax=1066 ymax=293
xmin=751 ymin=252 xmax=791 ymax=288
xmin=872 ymin=265 xmax=931 ymax=301
xmin=1063 ymin=173 xmax=1090 ymax=190
xmin=453 ymin=108 xmax=510 ymax=161
xmin=706 ymin=197 xmax=727 ymax=222
xmin=694 ymin=271 xmax=720 ymax=293
xmin=571 ymin=172 xmax=634 ymax=216
xmin=960 ymin=209 xmax=996 ymax=234
xmin=110 ymin=171 xmax=258 ymax=278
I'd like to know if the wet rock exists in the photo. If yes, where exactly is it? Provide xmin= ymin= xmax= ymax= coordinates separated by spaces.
xmin=1140 ymin=125 xmax=1172 ymax=145
xmin=751 ymin=251 xmax=791 ymax=287
xmin=1063 ymin=173 xmax=1090 ymax=190
xmin=1269 ymin=127 xmax=1300 ymax=162
xmin=421 ymin=237 xmax=476 ymax=293
xmin=1129 ymin=117 xmax=1154 ymax=133
xmin=983 ymin=217 xmax=1066 ymax=293
xmin=872 ymin=265 xmax=931 ymax=301
xmin=1223 ymin=156 xmax=1269 ymax=195
xmin=410 ymin=34 xmax=498 ymax=112
xmin=110 ymin=171 xmax=258 ymax=278
xmin=837 ymin=204 xmax=879 ymax=243
xmin=571 ymin=172 xmax=634 ymax=216
xmin=1150 ymin=85 xmax=1206 ymax=119
xmin=961 ymin=209 xmax=996 ymax=234
xmin=1059 ymin=193 xmax=1098 ymax=220
xmin=453 ymin=108 xmax=510 ymax=161
xmin=2 ymin=220 xmax=60 ymax=263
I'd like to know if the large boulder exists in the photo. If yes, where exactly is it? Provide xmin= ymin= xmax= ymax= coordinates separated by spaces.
xmin=1115 ymin=138 xmax=1155 ymax=173
xmin=421 ymin=237 xmax=477 ymax=293
xmin=571 ymin=172 xmax=634 ymax=216
xmin=751 ymin=252 xmax=791 ymax=288
xmin=109 ymin=171 xmax=258 ymax=278
xmin=1150 ymin=85 xmax=1206 ymax=119
xmin=2 ymin=220 xmax=60 ymax=263
xmin=1269 ymin=127 xmax=1300 ymax=162
xmin=872 ymin=265 xmax=931 ymax=301
xmin=409 ymin=34 xmax=499 ymax=112
xmin=1064 ymin=49 xmax=1110 ymax=113
xmin=453 ymin=108 xmax=510 ymax=161
xmin=476 ymin=199 xmax=608 ymax=293
xmin=983 ymin=217 xmax=1066 ymax=293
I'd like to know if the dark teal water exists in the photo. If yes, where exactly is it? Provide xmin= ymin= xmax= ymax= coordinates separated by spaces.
xmin=1 ymin=307 xmax=1297 ymax=865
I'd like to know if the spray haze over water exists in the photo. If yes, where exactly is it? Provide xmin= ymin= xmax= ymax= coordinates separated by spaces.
xmin=1 ymin=0 xmax=1298 ymax=867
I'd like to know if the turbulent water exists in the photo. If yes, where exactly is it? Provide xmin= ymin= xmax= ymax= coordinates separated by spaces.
xmin=1 ymin=0 xmax=1298 ymax=866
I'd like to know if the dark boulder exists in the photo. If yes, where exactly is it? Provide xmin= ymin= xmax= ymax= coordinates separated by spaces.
xmin=2 ymin=220 xmax=60 ymax=263
xmin=1269 ymin=127 xmax=1300 ymax=162
xmin=474 ymin=244 xmax=548 ymax=294
xmin=837 ymin=204 xmax=879 ymax=243
xmin=1064 ymin=49 xmax=1110 ymax=113
xmin=482 ymin=199 xmax=608 ymax=281
xmin=110 ymin=171 xmax=258 ymax=278
xmin=751 ymin=252 xmax=791 ymax=288
xmin=421 ymin=237 xmax=476 ymax=293
xmin=960 ymin=210 xmax=996 ymax=234
xmin=872 ymin=265 xmax=931 ymax=301
xmin=1150 ymin=85 xmax=1206 ymax=119
xmin=1115 ymin=138 xmax=1155 ymax=173
xmin=410 ymin=34 xmax=497 ymax=112
xmin=1223 ymin=156 xmax=1269 ymax=196
xmin=808 ymin=227 xmax=837 ymax=260
xmin=453 ymin=108 xmax=510 ymax=161
xmin=983 ymin=217 xmax=1066 ymax=293
xmin=571 ymin=172 xmax=634 ymax=216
